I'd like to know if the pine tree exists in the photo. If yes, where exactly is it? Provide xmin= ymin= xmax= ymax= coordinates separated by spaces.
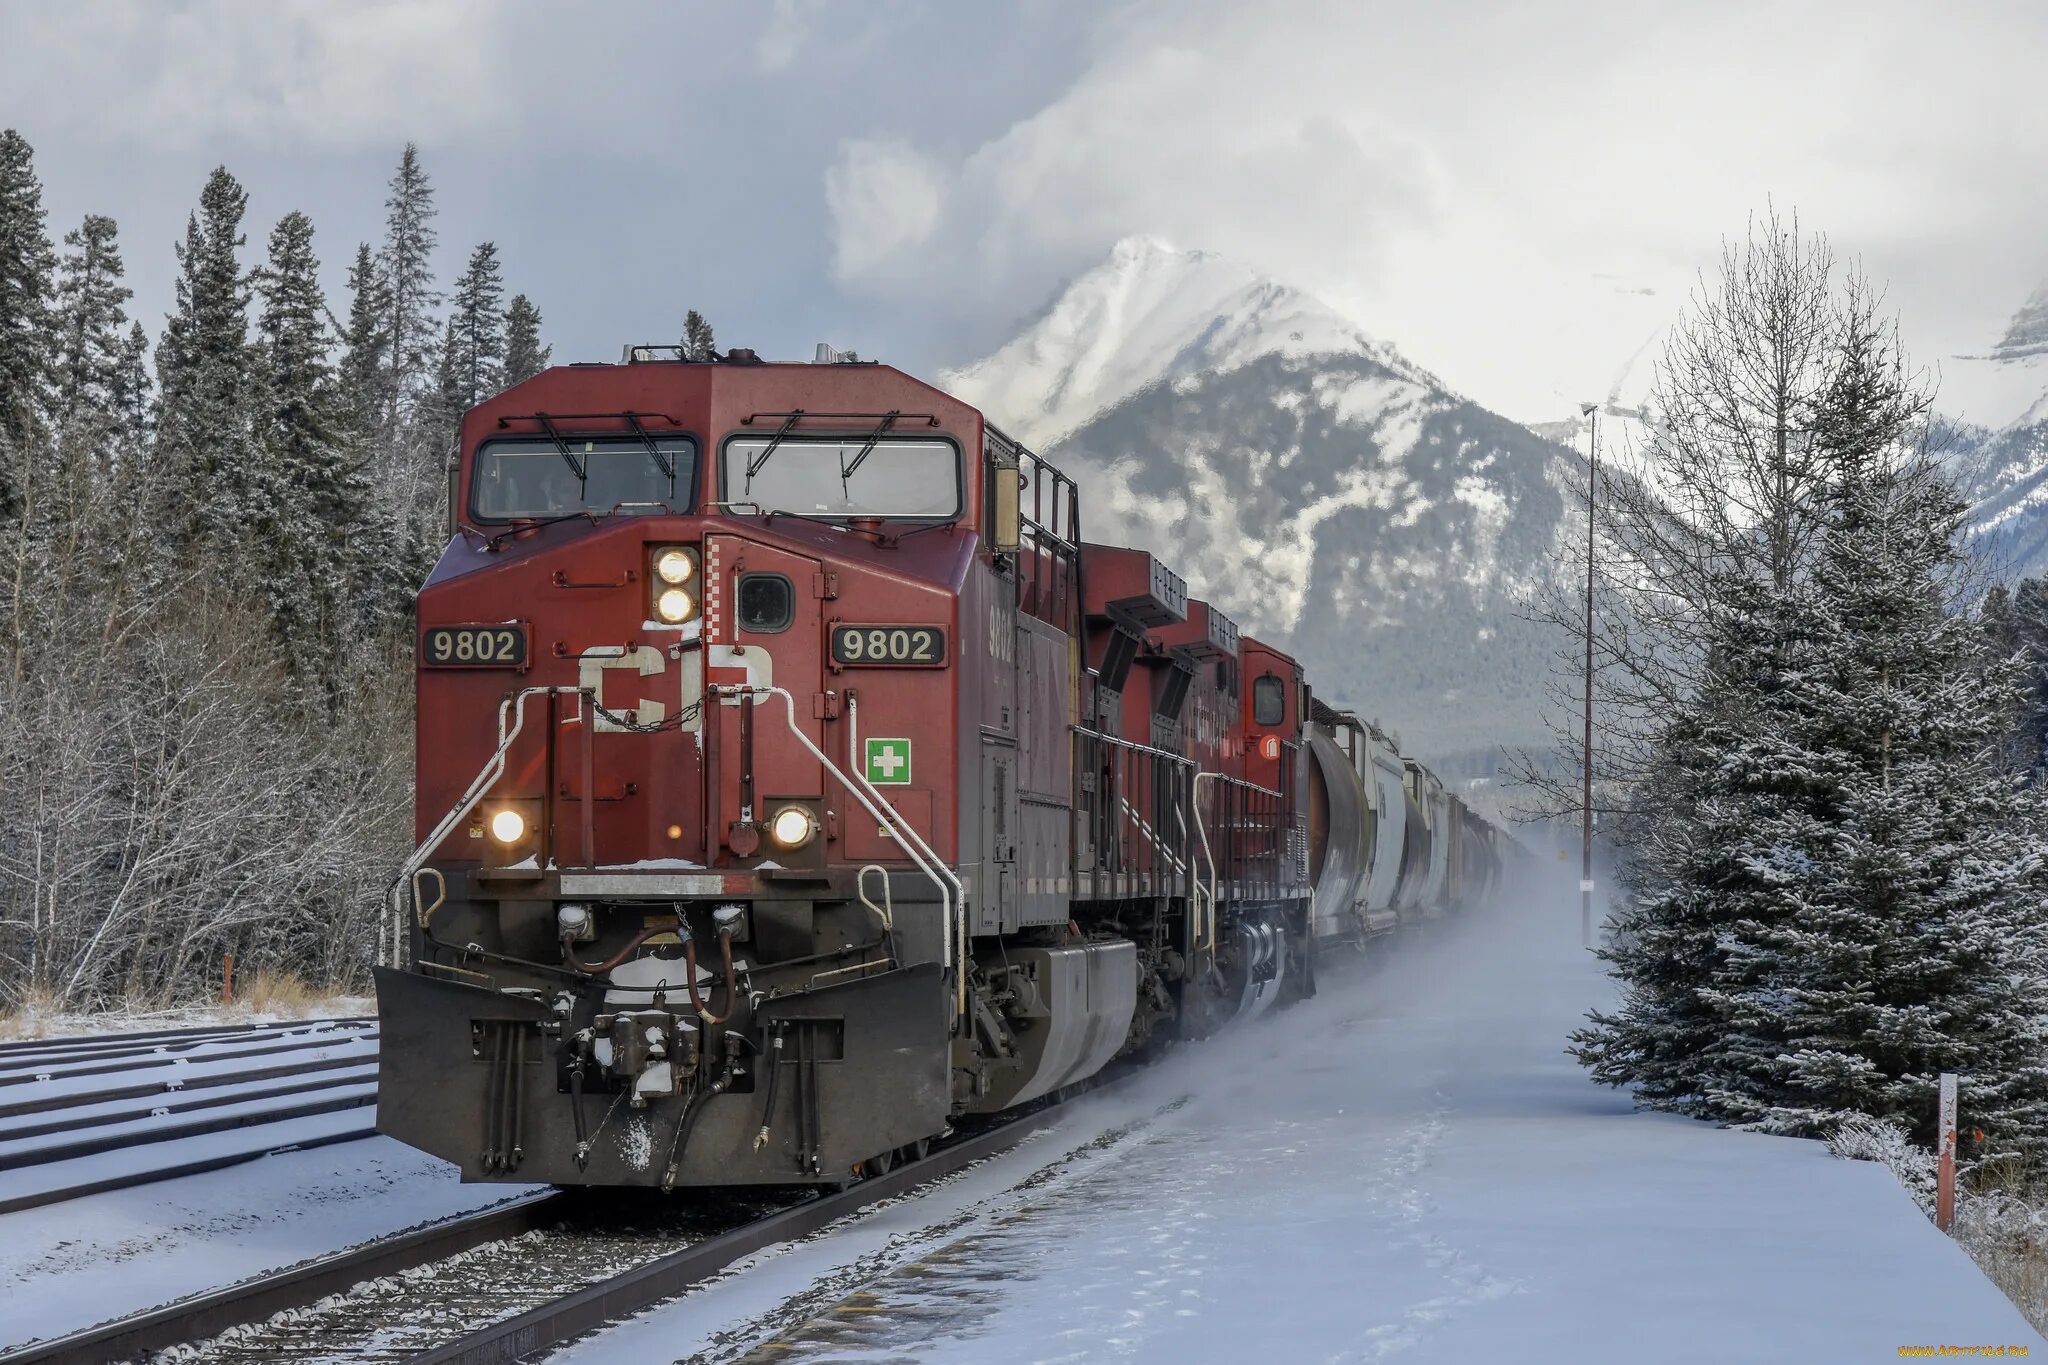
xmin=2011 ymin=577 xmax=2048 ymax=785
xmin=1573 ymin=572 xmax=1822 ymax=1118
xmin=155 ymin=166 xmax=258 ymax=568
xmin=1575 ymin=280 xmax=2048 ymax=1161
xmin=51 ymin=214 xmax=132 ymax=439
xmin=378 ymin=143 xmax=438 ymax=427
xmin=1977 ymin=584 xmax=2028 ymax=777
xmin=1750 ymin=330 xmax=2048 ymax=1147
xmin=446 ymin=241 xmax=504 ymax=409
xmin=502 ymin=293 xmax=549 ymax=385
xmin=255 ymin=209 xmax=368 ymax=692
xmin=367 ymin=144 xmax=452 ymax=629
xmin=433 ymin=312 xmax=462 ymax=415
xmin=336 ymin=243 xmax=388 ymax=446
xmin=682 ymin=308 xmax=716 ymax=361
xmin=0 ymin=128 xmax=56 ymax=518
xmin=108 ymin=320 xmax=151 ymax=457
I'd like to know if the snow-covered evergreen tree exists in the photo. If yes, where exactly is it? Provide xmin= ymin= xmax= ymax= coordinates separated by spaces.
xmin=108 ymin=319 xmax=151 ymax=457
xmin=2008 ymin=576 xmax=2048 ymax=785
xmin=682 ymin=307 xmax=716 ymax=361
xmin=378 ymin=143 xmax=438 ymax=428
xmin=1575 ymin=274 xmax=2048 ymax=1162
xmin=503 ymin=293 xmax=549 ymax=385
xmin=155 ymin=166 xmax=260 ymax=569
xmin=51 ymin=214 xmax=130 ymax=439
xmin=446 ymin=241 xmax=504 ymax=409
xmin=255 ymin=209 xmax=368 ymax=693
xmin=337 ymin=242 xmax=388 ymax=445
xmin=366 ymin=146 xmax=450 ymax=631
xmin=0 ymin=128 xmax=55 ymax=524
xmin=431 ymin=313 xmax=464 ymax=441
xmin=1573 ymin=571 xmax=1821 ymax=1118
xmin=1743 ymin=315 xmax=2048 ymax=1147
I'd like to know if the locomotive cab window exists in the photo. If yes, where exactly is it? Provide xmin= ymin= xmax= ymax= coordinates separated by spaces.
xmin=471 ymin=435 xmax=696 ymax=521
xmin=1253 ymin=673 xmax=1286 ymax=727
xmin=735 ymin=573 xmax=795 ymax=633
xmin=720 ymin=435 xmax=961 ymax=523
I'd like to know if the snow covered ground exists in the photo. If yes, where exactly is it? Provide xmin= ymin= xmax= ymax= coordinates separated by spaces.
xmin=0 ymin=1018 xmax=539 ymax=1352
xmin=0 ymin=1133 xmax=540 ymax=1350
xmin=0 ymin=995 xmax=373 ymax=1041
xmin=561 ymin=884 xmax=2045 ymax=1363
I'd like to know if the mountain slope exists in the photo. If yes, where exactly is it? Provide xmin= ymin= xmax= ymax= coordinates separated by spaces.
xmin=1947 ymin=280 xmax=2048 ymax=578
xmin=943 ymin=236 xmax=1438 ymax=450
xmin=942 ymin=239 xmax=1581 ymax=770
xmin=1990 ymin=284 xmax=2048 ymax=365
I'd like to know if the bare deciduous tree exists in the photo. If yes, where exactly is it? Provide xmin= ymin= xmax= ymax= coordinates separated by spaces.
xmin=1512 ymin=209 xmax=1928 ymax=833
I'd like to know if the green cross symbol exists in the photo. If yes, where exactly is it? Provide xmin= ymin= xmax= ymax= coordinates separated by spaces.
xmin=865 ymin=737 xmax=912 ymax=785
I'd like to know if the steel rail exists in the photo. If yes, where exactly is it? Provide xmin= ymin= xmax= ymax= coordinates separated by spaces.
xmin=0 ymin=1067 xmax=375 ymax=1142
xmin=0 ymin=1086 xmax=375 ymax=1173
xmin=0 ymin=1085 xmax=1106 ymax=1365
xmin=0 ymin=1120 xmax=379 ymax=1217
xmin=0 ymin=1192 xmax=570 ymax=1365
xmin=0 ymin=1029 xmax=379 ymax=1089
xmin=407 ymin=1092 xmax=1101 ymax=1365
xmin=0 ymin=1052 xmax=376 ymax=1122
xmin=0 ymin=1016 xmax=375 ymax=1064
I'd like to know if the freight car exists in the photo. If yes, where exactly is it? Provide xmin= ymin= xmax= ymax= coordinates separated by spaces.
xmin=375 ymin=346 xmax=1513 ymax=1189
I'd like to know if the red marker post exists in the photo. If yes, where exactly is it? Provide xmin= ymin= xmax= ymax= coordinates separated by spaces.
xmin=1936 ymin=1072 xmax=1958 ymax=1233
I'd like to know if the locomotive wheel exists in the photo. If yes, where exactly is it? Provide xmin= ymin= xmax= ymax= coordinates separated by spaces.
xmin=900 ymin=1136 xmax=932 ymax=1164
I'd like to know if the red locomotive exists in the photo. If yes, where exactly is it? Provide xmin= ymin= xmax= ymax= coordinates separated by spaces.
xmin=376 ymin=347 xmax=1507 ymax=1188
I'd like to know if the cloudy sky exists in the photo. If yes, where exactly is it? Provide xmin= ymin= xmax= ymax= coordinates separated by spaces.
xmin=4 ymin=0 xmax=2045 ymax=427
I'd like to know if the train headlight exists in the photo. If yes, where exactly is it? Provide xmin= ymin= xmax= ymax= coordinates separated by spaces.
xmin=649 ymin=546 xmax=701 ymax=624
xmin=656 ymin=588 xmax=696 ymax=623
xmin=769 ymin=805 xmax=818 ymax=849
xmin=489 ymin=809 xmax=526 ymax=844
xmin=655 ymin=549 xmax=695 ymax=585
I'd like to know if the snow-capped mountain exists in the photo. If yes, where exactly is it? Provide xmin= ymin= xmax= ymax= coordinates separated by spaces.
xmin=942 ymin=237 xmax=1440 ymax=450
xmin=1990 ymin=284 xmax=2048 ymax=366
xmin=1947 ymin=281 xmax=2048 ymax=578
xmin=942 ymin=239 xmax=1584 ymax=770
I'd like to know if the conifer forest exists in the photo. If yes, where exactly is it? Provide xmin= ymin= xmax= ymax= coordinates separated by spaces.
xmin=0 ymin=134 xmax=559 ymax=1010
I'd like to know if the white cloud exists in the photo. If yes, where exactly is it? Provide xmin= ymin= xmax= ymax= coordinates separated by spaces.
xmin=3 ymin=0 xmax=510 ymax=150
xmin=826 ymin=0 xmax=2048 ymax=426
xmin=754 ymin=0 xmax=826 ymax=73
xmin=824 ymin=138 xmax=947 ymax=283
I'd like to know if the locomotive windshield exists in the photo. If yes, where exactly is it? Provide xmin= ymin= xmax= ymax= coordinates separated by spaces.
xmin=470 ymin=435 xmax=697 ymax=521
xmin=721 ymin=436 xmax=961 ymax=521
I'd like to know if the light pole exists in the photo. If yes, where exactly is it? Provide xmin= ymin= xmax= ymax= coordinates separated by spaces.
xmin=1579 ymin=401 xmax=1599 ymax=949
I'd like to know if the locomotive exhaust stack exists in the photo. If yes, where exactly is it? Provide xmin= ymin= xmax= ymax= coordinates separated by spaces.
xmin=374 ymin=347 xmax=1512 ymax=1191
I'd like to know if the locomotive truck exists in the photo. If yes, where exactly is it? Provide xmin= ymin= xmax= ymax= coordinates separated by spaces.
xmin=375 ymin=345 xmax=1509 ymax=1189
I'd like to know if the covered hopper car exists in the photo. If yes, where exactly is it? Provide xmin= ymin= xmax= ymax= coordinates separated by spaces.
xmin=375 ymin=346 xmax=1513 ymax=1189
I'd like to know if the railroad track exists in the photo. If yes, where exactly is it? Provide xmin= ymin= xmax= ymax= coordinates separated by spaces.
xmin=1 ymin=1077 xmax=1133 ymax=1365
xmin=0 ymin=1017 xmax=379 ymax=1214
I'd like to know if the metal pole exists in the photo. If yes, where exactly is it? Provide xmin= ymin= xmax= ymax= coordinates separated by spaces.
xmin=1581 ymin=404 xmax=1598 ymax=949
xmin=1937 ymin=1072 xmax=1958 ymax=1232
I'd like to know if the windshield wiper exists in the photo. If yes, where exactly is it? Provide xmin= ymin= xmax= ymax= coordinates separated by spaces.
xmin=839 ymin=411 xmax=901 ymax=495
xmin=621 ymin=410 xmax=675 ymax=481
xmin=743 ymin=410 xmax=805 ymax=494
xmin=530 ymin=412 xmax=588 ymax=490
xmin=486 ymin=509 xmax=601 ymax=550
xmin=763 ymin=509 xmax=889 ymax=543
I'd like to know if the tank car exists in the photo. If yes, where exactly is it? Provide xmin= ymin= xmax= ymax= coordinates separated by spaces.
xmin=375 ymin=347 xmax=1510 ymax=1190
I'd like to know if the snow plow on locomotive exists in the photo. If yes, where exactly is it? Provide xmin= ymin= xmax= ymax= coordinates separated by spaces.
xmin=375 ymin=347 xmax=1513 ymax=1190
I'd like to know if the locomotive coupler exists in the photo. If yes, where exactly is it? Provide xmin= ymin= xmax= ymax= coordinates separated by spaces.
xmin=590 ymin=1008 xmax=700 ymax=1107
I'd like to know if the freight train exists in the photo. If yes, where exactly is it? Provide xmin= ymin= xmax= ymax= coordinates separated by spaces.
xmin=375 ymin=346 xmax=1513 ymax=1189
